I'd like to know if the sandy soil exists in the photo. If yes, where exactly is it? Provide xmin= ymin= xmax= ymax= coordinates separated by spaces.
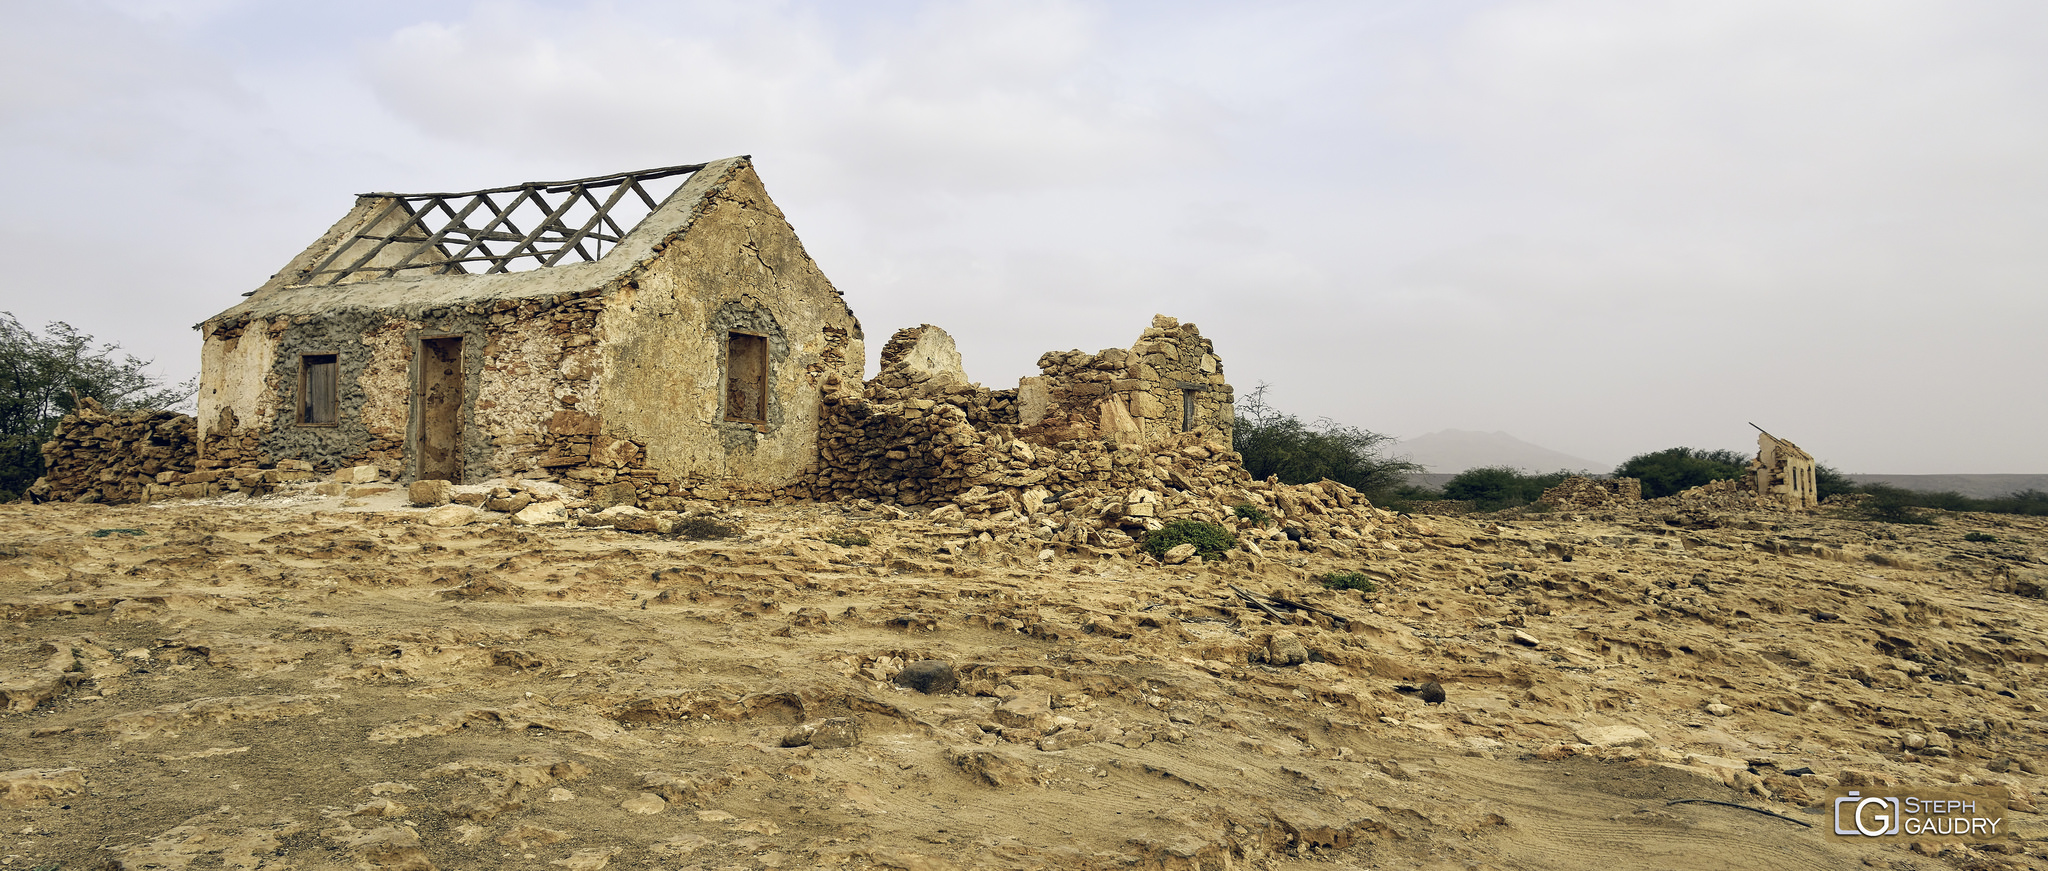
xmin=3 ymin=488 xmax=2047 ymax=870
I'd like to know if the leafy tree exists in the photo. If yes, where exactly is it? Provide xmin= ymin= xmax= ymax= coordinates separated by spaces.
xmin=1232 ymin=384 xmax=1420 ymax=500
xmin=0 ymin=313 xmax=192 ymax=498
xmin=1814 ymin=462 xmax=1859 ymax=501
xmin=1613 ymin=447 xmax=1751 ymax=499
xmin=1441 ymin=466 xmax=1579 ymax=512
xmin=1855 ymin=484 xmax=1935 ymax=525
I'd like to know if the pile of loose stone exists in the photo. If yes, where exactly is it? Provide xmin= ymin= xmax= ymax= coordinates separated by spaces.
xmin=32 ymin=398 xmax=196 ymax=503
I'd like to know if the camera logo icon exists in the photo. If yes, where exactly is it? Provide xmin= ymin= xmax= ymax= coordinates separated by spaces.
xmin=1835 ymin=791 xmax=1902 ymax=837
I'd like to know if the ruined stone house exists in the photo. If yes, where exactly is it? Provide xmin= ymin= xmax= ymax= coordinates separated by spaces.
xmin=1752 ymin=429 xmax=1818 ymax=510
xmin=194 ymin=157 xmax=864 ymax=499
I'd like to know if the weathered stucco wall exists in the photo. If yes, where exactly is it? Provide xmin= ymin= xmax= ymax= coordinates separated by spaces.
xmin=1754 ymin=432 xmax=1818 ymax=510
xmin=598 ymin=162 xmax=864 ymax=489
xmin=196 ymin=318 xmax=281 ymax=444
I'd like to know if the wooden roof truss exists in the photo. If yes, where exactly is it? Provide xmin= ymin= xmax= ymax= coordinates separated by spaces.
xmin=297 ymin=163 xmax=704 ymax=285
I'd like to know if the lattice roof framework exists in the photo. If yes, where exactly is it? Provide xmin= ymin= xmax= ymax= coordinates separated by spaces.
xmin=296 ymin=163 xmax=705 ymax=286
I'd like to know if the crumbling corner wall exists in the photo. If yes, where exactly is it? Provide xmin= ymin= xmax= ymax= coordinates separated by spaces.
xmin=1538 ymin=476 xmax=1642 ymax=509
xmin=810 ymin=317 xmax=1236 ymax=507
xmin=1752 ymin=431 xmax=1818 ymax=510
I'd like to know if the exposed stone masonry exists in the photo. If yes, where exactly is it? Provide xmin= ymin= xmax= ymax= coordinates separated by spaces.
xmin=32 ymin=398 xmax=196 ymax=503
xmin=1539 ymin=476 xmax=1643 ymax=509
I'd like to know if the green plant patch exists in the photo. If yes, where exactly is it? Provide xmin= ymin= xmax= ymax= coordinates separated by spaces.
xmin=1143 ymin=519 xmax=1237 ymax=560
xmin=1317 ymin=571 xmax=1378 ymax=593
xmin=1964 ymin=531 xmax=1998 ymax=543
xmin=823 ymin=530 xmax=872 ymax=548
xmin=89 ymin=528 xmax=147 ymax=538
xmin=1232 ymin=503 xmax=1272 ymax=526
xmin=673 ymin=516 xmax=741 ymax=540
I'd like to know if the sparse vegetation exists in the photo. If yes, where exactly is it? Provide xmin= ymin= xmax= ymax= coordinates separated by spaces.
xmin=1440 ymin=466 xmax=1581 ymax=512
xmin=1854 ymin=484 xmax=1936 ymax=525
xmin=1317 ymin=571 xmax=1378 ymax=593
xmin=823 ymin=529 xmax=872 ymax=548
xmin=1613 ymin=447 xmax=1751 ymax=499
xmin=1143 ymin=519 xmax=1237 ymax=560
xmin=1232 ymin=384 xmax=1420 ymax=502
xmin=1964 ymin=532 xmax=1998 ymax=543
xmin=1231 ymin=503 xmax=1272 ymax=526
xmin=674 ymin=516 xmax=742 ymax=540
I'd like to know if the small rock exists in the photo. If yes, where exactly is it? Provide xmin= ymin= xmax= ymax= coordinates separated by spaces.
xmin=1704 ymin=703 xmax=1734 ymax=717
xmin=1417 ymin=681 xmax=1446 ymax=705
xmin=1576 ymin=724 xmax=1653 ymax=748
xmin=422 ymin=504 xmax=479 ymax=528
xmin=620 ymin=793 xmax=667 ymax=815
xmin=1903 ymin=732 xmax=1928 ymax=750
xmin=1162 ymin=543 xmax=1198 ymax=565
xmin=994 ymin=692 xmax=1056 ymax=731
xmin=484 ymin=492 xmax=533 ymax=514
xmin=587 ymin=482 xmax=638 ymax=510
xmin=512 ymin=501 xmax=569 ymax=527
xmin=891 ymin=661 xmax=958 ymax=694
xmin=1265 ymin=631 xmax=1309 ymax=666
xmin=781 ymin=717 xmax=860 ymax=749
xmin=1511 ymin=630 xmax=1540 ymax=648
xmin=408 ymin=479 xmax=453 ymax=507
xmin=335 ymin=465 xmax=381 ymax=484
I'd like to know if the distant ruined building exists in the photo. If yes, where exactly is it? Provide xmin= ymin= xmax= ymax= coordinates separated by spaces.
xmin=33 ymin=158 xmax=1240 ymax=511
xmin=1750 ymin=429 xmax=1818 ymax=510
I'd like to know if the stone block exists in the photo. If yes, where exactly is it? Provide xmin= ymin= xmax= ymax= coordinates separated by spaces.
xmin=588 ymin=482 xmax=638 ymax=509
xmin=335 ymin=466 xmax=381 ymax=484
xmin=409 ymin=479 xmax=454 ymax=506
xmin=422 ymin=505 xmax=479 ymax=527
xmin=512 ymin=501 xmax=568 ymax=526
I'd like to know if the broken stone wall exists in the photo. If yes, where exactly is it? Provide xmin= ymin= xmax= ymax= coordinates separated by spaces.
xmin=1017 ymin=315 xmax=1232 ymax=448
xmin=196 ymin=294 xmax=586 ymax=484
xmin=1753 ymin=432 xmax=1818 ymax=510
xmin=33 ymin=399 xmax=196 ymax=503
xmin=1538 ymin=477 xmax=1643 ymax=509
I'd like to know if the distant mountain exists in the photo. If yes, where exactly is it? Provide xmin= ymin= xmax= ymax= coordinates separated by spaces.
xmin=1847 ymin=474 xmax=2048 ymax=500
xmin=1390 ymin=429 xmax=1608 ymax=475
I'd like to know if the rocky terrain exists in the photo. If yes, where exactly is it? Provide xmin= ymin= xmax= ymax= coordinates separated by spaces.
xmin=3 ymin=485 xmax=2047 ymax=870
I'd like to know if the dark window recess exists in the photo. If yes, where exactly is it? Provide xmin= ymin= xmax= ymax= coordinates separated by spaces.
xmin=301 ymin=354 xmax=338 ymax=425
xmin=726 ymin=333 xmax=768 ymax=423
xmin=1181 ymin=389 xmax=1197 ymax=432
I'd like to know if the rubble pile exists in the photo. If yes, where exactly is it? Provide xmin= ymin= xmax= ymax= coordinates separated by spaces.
xmin=1538 ymin=476 xmax=1642 ymax=508
xmin=32 ymin=398 xmax=196 ymax=503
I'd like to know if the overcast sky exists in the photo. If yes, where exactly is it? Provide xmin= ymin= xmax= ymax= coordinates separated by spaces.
xmin=3 ymin=0 xmax=2043 ymax=474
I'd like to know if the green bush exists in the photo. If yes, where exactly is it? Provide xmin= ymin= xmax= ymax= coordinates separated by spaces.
xmin=1317 ymin=571 xmax=1378 ymax=593
xmin=1441 ymin=466 xmax=1579 ymax=512
xmin=1143 ymin=519 xmax=1237 ymax=560
xmin=1855 ymin=484 xmax=1935 ymax=525
xmin=1613 ymin=447 xmax=1751 ymax=499
xmin=1232 ymin=503 xmax=1272 ymax=526
xmin=1232 ymin=384 xmax=1419 ymax=501
xmin=1814 ymin=463 xmax=1859 ymax=501
xmin=1963 ymin=532 xmax=1998 ymax=543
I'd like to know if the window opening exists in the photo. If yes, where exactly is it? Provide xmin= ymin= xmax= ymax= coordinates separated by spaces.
xmin=300 ymin=354 xmax=338 ymax=425
xmin=726 ymin=333 xmax=768 ymax=424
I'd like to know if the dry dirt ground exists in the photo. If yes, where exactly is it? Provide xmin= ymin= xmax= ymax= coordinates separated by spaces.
xmin=3 ymin=488 xmax=2048 ymax=870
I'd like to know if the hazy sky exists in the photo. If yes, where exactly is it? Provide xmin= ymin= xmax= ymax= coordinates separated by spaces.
xmin=3 ymin=0 xmax=2043 ymax=474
